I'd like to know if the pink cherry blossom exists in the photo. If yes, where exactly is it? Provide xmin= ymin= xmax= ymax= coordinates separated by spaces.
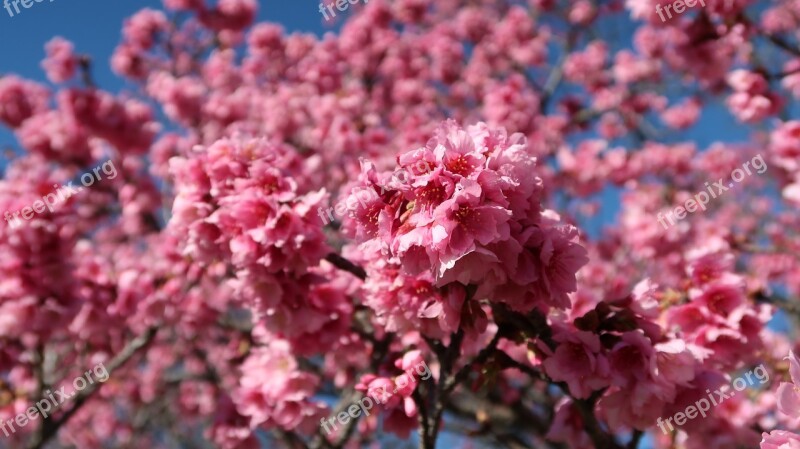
xmin=542 ymin=326 xmax=610 ymax=399
xmin=777 ymin=351 xmax=800 ymax=417
xmin=761 ymin=430 xmax=800 ymax=449
xmin=41 ymin=37 xmax=78 ymax=83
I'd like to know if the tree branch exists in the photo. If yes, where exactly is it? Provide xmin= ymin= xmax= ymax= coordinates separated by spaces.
xmin=325 ymin=253 xmax=367 ymax=280
xmin=444 ymin=331 xmax=501 ymax=394
xmin=26 ymin=326 xmax=159 ymax=449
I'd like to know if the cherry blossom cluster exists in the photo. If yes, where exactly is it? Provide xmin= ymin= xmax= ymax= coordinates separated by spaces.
xmin=321 ymin=351 xmax=431 ymax=435
xmin=657 ymin=363 xmax=768 ymax=434
xmin=3 ymin=160 xmax=117 ymax=229
xmin=657 ymin=153 xmax=768 ymax=229
xmin=168 ymin=136 xmax=353 ymax=355
xmin=762 ymin=351 xmax=800 ymax=446
xmin=344 ymin=121 xmax=589 ymax=318
xmin=318 ymin=156 xmax=434 ymax=226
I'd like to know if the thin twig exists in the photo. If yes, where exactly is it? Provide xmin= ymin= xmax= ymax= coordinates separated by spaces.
xmin=764 ymin=33 xmax=800 ymax=57
xmin=445 ymin=331 xmax=502 ymax=393
xmin=324 ymin=253 xmax=367 ymax=280
xmin=78 ymin=56 xmax=96 ymax=89
xmin=628 ymin=429 xmax=644 ymax=449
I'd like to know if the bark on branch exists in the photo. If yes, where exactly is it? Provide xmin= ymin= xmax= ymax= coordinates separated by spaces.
xmin=26 ymin=326 xmax=159 ymax=449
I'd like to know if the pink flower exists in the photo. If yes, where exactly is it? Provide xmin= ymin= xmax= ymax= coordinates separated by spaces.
xmin=199 ymin=0 xmax=258 ymax=32
xmin=653 ymin=339 xmax=698 ymax=388
xmin=520 ymin=225 xmax=590 ymax=308
xmin=771 ymin=121 xmax=800 ymax=172
xmin=122 ymin=8 xmax=168 ymax=50
xmin=691 ymin=280 xmax=746 ymax=316
xmin=356 ymin=375 xmax=404 ymax=409
xmin=625 ymin=0 xmax=666 ymax=23
xmin=483 ymin=74 xmax=540 ymax=134
xmin=761 ymin=430 xmax=800 ymax=449
xmin=347 ymin=121 xmax=588 ymax=317
xmin=428 ymin=180 xmax=512 ymax=276
xmin=0 ymin=76 xmax=50 ymax=128
xmin=782 ymin=60 xmax=800 ymax=98
xmin=5 ymin=1 xmax=799 ymax=445
xmin=542 ymin=327 xmax=610 ymax=399
xmin=419 ymin=283 xmax=468 ymax=333
xmin=661 ymin=97 xmax=701 ymax=129
xmin=726 ymin=70 xmax=782 ymax=123
xmin=207 ymin=397 xmax=260 ymax=449
xmin=164 ymin=0 xmax=202 ymax=10
xmin=546 ymin=398 xmax=592 ymax=447
xmin=613 ymin=50 xmax=659 ymax=85
xmin=687 ymin=252 xmax=736 ymax=287
xmin=777 ymin=351 xmax=800 ymax=417
xmin=16 ymin=110 xmax=92 ymax=164
xmin=59 ymin=89 xmax=157 ymax=154
xmin=599 ymin=383 xmax=666 ymax=430
xmin=563 ymin=41 xmax=608 ymax=90
xmin=171 ymin=136 xmax=329 ymax=274
xmin=41 ymin=37 xmax=78 ymax=83
xmin=110 ymin=43 xmax=148 ymax=79
xmin=785 ymin=179 xmax=800 ymax=206
xmin=608 ymin=331 xmax=655 ymax=387
xmin=630 ymin=278 xmax=660 ymax=318
xmin=568 ymin=0 xmax=597 ymax=24
xmin=232 ymin=342 xmax=325 ymax=431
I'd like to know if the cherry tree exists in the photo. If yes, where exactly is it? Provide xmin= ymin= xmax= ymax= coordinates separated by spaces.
xmin=1 ymin=0 xmax=800 ymax=448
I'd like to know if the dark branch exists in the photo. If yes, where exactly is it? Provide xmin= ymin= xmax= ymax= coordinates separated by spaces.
xmin=325 ymin=253 xmax=367 ymax=280
xmin=27 ymin=326 xmax=159 ymax=449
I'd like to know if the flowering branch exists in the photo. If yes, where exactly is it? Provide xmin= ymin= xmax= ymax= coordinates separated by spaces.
xmin=26 ymin=326 xmax=159 ymax=449
xmin=324 ymin=253 xmax=367 ymax=280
